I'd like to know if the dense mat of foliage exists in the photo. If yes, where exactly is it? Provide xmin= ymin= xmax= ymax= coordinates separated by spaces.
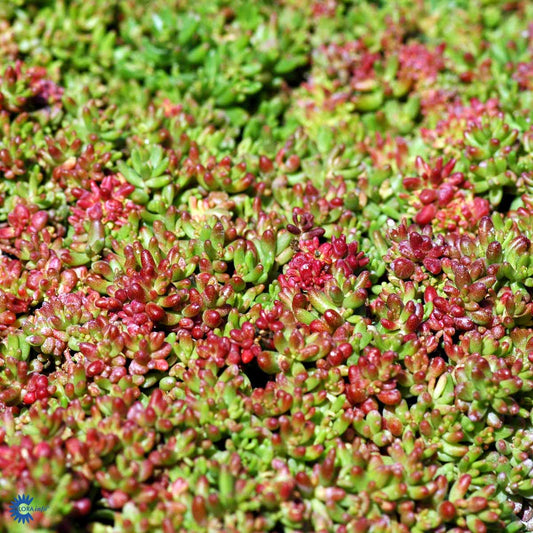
xmin=1 ymin=0 xmax=533 ymax=531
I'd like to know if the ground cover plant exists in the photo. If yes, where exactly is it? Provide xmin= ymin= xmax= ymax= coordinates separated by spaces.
xmin=1 ymin=0 xmax=533 ymax=531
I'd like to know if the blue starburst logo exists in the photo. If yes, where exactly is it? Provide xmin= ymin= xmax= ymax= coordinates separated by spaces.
xmin=9 ymin=494 xmax=35 ymax=524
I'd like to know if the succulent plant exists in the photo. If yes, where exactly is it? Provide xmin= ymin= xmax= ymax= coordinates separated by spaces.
xmin=2 ymin=1 xmax=533 ymax=532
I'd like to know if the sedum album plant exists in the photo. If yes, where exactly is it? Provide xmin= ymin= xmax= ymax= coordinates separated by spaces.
xmin=1 ymin=0 xmax=533 ymax=532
